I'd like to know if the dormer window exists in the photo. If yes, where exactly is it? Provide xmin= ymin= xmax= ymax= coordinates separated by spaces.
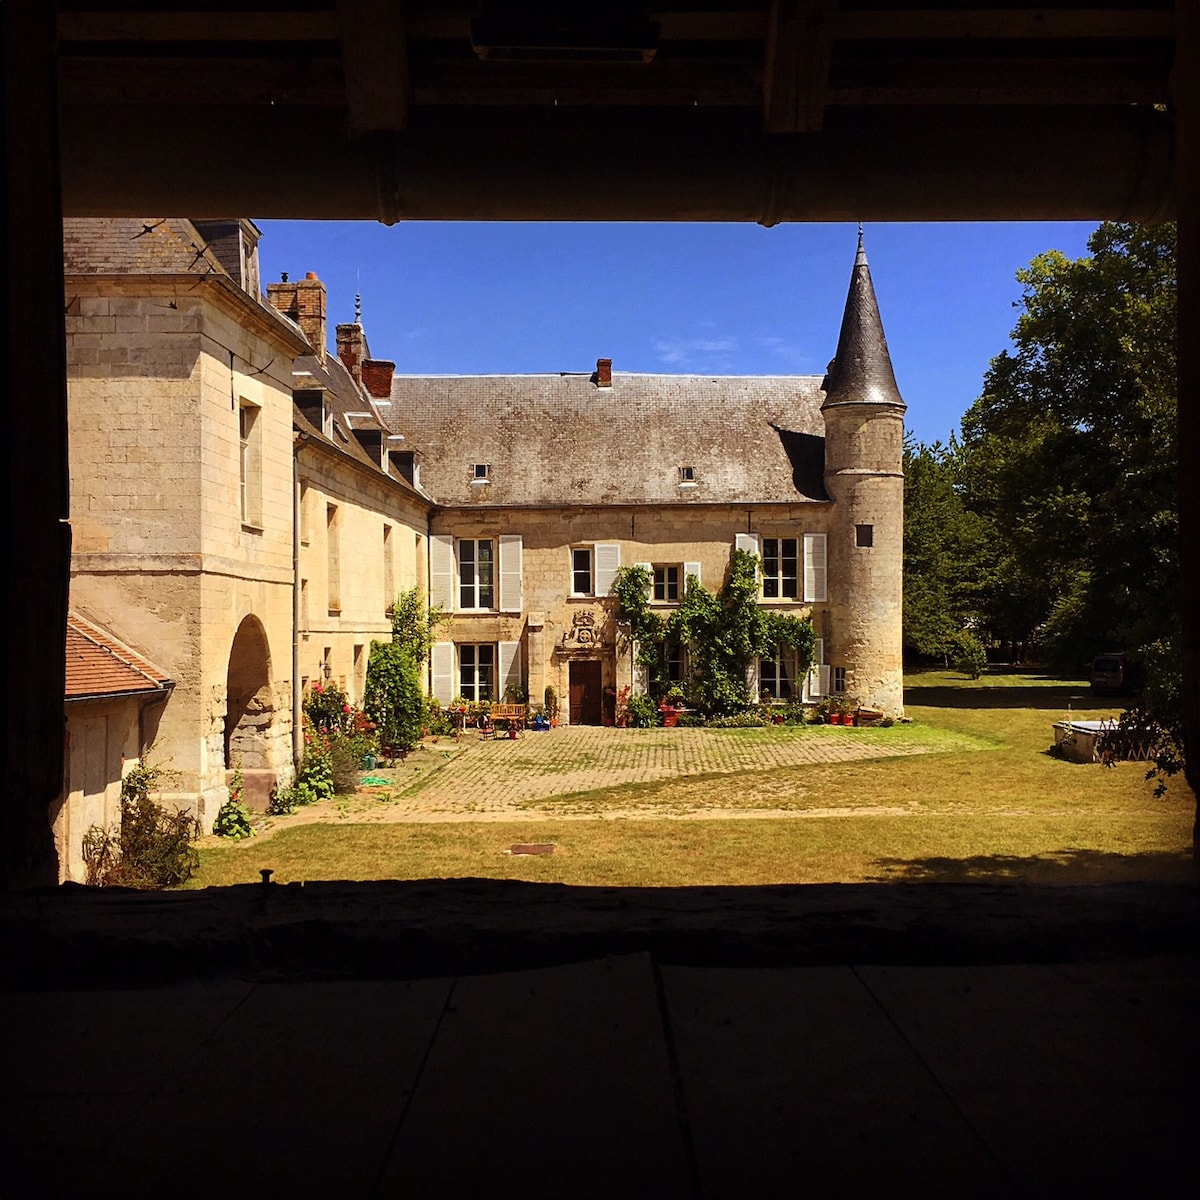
xmin=678 ymin=465 xmax=697 ymax=486
xmin=472 ymin=463 xmax=491 ymax=485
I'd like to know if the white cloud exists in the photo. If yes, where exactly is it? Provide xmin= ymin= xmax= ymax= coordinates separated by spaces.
xmin=654 ymin=335 xmax=738 ymax=370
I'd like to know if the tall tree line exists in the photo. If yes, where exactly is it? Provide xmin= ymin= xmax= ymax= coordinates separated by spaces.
xmin=904 ymin=221 xmax=1178 ymax=675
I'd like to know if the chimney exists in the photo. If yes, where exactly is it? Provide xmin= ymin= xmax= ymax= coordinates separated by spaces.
xmin=360 ymin=358 xmax=396 ymax=399
xmin=596 ymin=358 xmax=613 ymax=388
xmin=336 ymin=322 xmax=369 ymax=387
xmin=266 ymin=271 xmax=327 ymax=361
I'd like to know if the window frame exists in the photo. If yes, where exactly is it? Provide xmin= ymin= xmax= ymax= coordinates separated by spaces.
xmin=571 ymin=546 xmax=594 ymax=597
xmin=652 ymin=564 xmax=681 ymax=603
xmin=458 ymin=537 xmax=497 ymax=611
xmin=761 ymin=537 xmax=800 ymax=600
xmin=759 ymin=649 xmax=796 ymax=701
xmin=459 ymin=642 xmax=496 ymax=703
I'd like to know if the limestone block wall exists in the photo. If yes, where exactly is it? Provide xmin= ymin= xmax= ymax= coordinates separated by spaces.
xmin=822 ymin=403 xmax=905 ymax=714
xmin=297 ymin=447 xmax=429 ymax=706
xmin=431 ymin=503 xmax=836 ymax=717
xmin=67 ymin=279 xmax=305 ymax=829
xmin=51 ymin=699 xmax=146 ymax=882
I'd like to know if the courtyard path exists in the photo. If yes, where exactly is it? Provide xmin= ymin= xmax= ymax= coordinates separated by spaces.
xmin=259 ymin=724 xmax=933 ymax=831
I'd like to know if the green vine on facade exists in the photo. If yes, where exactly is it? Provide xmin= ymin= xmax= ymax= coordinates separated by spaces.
xmin=612 ymin=550 xmax=816 ymax=714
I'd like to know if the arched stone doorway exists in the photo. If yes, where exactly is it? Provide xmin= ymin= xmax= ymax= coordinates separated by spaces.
xmin=224 ymin=615 xmax=273 ymax=770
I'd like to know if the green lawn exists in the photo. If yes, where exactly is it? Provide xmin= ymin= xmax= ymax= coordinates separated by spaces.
xmin=190 ymin=668 xmax=1195 ymax=888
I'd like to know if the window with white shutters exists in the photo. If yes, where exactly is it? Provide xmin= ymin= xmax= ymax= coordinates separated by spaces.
xmin=431 ymin=642 xmax=455 ymax=705
xmin=762 ymin=537 xmax=799 ymax=599
xmin=429 ymin=535 xmax=455 ymax=610
xmin=498 ymin=535 xmax=523 ymax=612
xmin=458 ymin=539 xmax=496 ymax=610
xmin=459 ymin=643 xmax=495 ymax=701
xmin=803 ymin=533 xmax=827 ymax=602
xmin=571 ymin=547 xmax=593 ymax=596
xmin=497 ymin=640 xmax=522 ymax=698
xmin=594 ymin=543 xmax=621 ymax=595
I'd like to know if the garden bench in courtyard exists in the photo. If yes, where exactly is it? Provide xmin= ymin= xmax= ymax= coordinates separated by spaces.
xmin=487 ymin=703 xmax=526 ymax=738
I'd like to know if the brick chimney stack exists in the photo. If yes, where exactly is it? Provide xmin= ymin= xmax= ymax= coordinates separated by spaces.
xmin=360 ymin=358 xmax=396 ymax=399
xmin=596 ymin=358 xmax=613 ymax=387
xmin=266 ymin=271 xmax=327 ymax=361
xmin=336 ymin=322 xmax=368 ymax=387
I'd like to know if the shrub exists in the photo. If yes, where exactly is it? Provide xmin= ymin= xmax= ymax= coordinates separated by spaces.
xmin=328 ymin=737 xmax=364 ymax=793
xmin=951 ymin=629 xmax=988 ymax=679
xmin=212 ymin=763 xmax=255 ymax=839
xmin=304 ymin=681 xmax=354 ymax=736
xmin=365 ymin=642 xmax=426 ymax=752
xmin=424 ymin=697 xmax=453 ymax=737
xmin=624 ymin=692 xmax=660 ymax=728
xmin=708 ymin=711 xmax=768 ymax=728
xmin=82 ymin=761 xmax=200 ymax=888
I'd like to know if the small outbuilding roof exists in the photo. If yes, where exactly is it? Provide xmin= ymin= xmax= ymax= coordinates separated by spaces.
xmin=65 ymin=613 xmax=173 ymax=702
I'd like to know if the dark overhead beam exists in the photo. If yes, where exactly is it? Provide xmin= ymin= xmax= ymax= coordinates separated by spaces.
xmin=336 ymin=0 xmax=410 ymax=133
xmin=59 ymin=104 xmax=1174 ymax=224
xmin=764 ymin=0 xmax=835 ymax=133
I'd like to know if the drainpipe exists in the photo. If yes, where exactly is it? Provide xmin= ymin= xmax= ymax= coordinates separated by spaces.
xmin=292 ymin=434 xmax=307 ymax=770
xmin=426 ymin=506 xmax=434 ymax=696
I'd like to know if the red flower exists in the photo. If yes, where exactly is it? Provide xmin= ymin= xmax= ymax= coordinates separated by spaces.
xmin=343 ymin=704 xmax=351 ymax=713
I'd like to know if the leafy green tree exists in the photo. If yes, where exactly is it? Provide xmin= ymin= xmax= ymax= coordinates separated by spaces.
xmin=902 ymin=438 xmax=989 ymax=661
xmin=959 ymin=221 xmax=1178 ymax=671
xmin=365 ymin=587 xmax=444 ymax=753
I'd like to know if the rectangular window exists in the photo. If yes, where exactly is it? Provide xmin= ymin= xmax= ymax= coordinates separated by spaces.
xmin=459 ymin=643 xmax=495 ymax=702
xmin=832 ymin=666 xmax=847 ymax=695
xmin=239 ymin=402 xmax=262 ymax=527
xmin=353 ymin=644 xmax=365 ymax=702
xmin=383 ymin=524 xmax=395 ymax=614
xmin=572 ymin=547 xmax=594 ymax=596
xmin=326 ymin=505 xmax=341 ymax=612
xmin=459 ymin=539 xmax=496 ymax=610
xmin=300 ymin=578 xmax=309 ymax=634
xmin=653 ymin=565 xmax=680 ymax=603
xmin=856 ymin=523 xmax=874 ymax=548
xmin=762 ymin=537 xmax=799 ymax=599
xmin=299 ymin=480 xmax=311 ymax=544
xmin=666 ymin=641 xmax=686 ymax=684
xmin=760 ymin=651 xmax=794 ymax=700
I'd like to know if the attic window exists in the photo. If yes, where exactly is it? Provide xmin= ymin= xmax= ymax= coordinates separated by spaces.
xmin=472 ymin=463 xmax=491 ymax=485
xmin=678 ymin=465 xmax=697 ymax=486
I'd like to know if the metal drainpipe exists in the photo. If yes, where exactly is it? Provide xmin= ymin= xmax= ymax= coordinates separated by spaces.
xmin=292 ymin=434 xmax=307 ymax=770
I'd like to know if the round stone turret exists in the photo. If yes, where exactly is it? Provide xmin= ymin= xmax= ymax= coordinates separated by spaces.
xmin=821 ymin=232 xmax=906 ymax=714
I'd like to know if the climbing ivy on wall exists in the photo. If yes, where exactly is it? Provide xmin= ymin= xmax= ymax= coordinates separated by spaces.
xmin=612 ymin=550 xmax=816 ymax=715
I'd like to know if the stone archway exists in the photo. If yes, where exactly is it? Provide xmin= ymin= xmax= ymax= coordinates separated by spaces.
xmin=224 ymin=615 xmax=273 ymax=770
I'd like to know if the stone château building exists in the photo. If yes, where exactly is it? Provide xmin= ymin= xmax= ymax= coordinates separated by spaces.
xmin=59 ymin=219 xmax=904 ymax=871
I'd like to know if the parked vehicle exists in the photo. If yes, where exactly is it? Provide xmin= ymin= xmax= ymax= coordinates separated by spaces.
xmin=1090 ymin=652 xmax=1132 ymax=696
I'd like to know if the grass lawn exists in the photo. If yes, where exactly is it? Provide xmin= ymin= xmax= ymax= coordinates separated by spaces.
xmin=190 ymin=668 xmax=1195 ymax=889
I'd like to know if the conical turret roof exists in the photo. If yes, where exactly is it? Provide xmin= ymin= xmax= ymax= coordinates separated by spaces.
xmin=821 ymin=230 xmax=906 ymax=411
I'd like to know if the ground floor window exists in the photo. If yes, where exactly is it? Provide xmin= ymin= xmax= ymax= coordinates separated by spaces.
xmin=760 ymin=651 xmax=795 ymax=700
xmin=832 ymin=666 xmax=847 ymax=695
xmin=666 ymin=640 xmax=686 ymax=684
xmin=459 ymin=643 xmax=495 ymax=702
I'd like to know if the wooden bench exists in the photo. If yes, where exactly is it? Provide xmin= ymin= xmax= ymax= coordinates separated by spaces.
xmin=487 ymin=703 xmax=526 ymax=738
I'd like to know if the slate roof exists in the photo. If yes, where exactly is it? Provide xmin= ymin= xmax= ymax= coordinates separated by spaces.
xmin=821 ymin=232 xmax=906 ymax=412
xmin=65 ymin=613 xmax=173 ymax=702
xmin=386 ymin=372 xmax=829 ymax=506
xmin=62 ymin=217 xmax=228 ymax=278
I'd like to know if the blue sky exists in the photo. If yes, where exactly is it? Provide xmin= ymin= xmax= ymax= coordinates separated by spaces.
xmin=257 ymin=220 xmax=1097 ymax=446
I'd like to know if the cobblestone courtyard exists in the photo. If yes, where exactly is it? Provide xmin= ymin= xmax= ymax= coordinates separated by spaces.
xmin=255 ymin=725 xmax=932 ymax=833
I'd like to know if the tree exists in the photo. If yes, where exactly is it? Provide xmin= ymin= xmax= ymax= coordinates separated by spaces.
xmin=902 ymin=438 xmax=989 ymax=661
xmin=958 ymin=221 xmax=1178 ymax=672
xmin=364 ymin=587 xmax=444 ymax=753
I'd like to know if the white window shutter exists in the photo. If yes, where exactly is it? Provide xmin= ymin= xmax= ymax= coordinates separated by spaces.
xmin=429 ymin=535 xmax=455 ymax=611
xmin=431 ymin=642 xmax=455 ymax=705
xmin=818 ymin=664 xmax=831 ymax=698
xmin=803 ymin=533 xmax=827 ymax=602
xmin=595 ymin=543 xmax=621 ymax=595
xmin=632 ymin=656 xmax=649 ymax=693
xmin=805 ymin=638 xmax=825 ymax=702
xmin=636 ymin=562 xmax=653 ymax=597
xmin=683 ymin=561 xmax=702 ymax=589
xmin=498 ymin=640 xmax=522 ymax=697
xmin=735 ymin=533 xmax=759 ymax=555
xmin=499 ymin=535 xmax=523 ymax=612
xmin=745 ymin=657 xmax=760 ymax=697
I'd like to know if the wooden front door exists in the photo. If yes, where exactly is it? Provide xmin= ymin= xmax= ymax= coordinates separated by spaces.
xmin=568 ymin=661 xmax=603 ymax=725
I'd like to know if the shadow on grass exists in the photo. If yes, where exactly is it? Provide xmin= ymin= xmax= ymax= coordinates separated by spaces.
xmin=905 ymin=682 xmax=1098 ymax=712
xmin=868 ymin=848 xmax=1193 ymax=885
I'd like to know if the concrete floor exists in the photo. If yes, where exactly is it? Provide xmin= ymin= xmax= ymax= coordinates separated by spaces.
xmin=4 ymin=882 xmax=1198 ymax=1199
